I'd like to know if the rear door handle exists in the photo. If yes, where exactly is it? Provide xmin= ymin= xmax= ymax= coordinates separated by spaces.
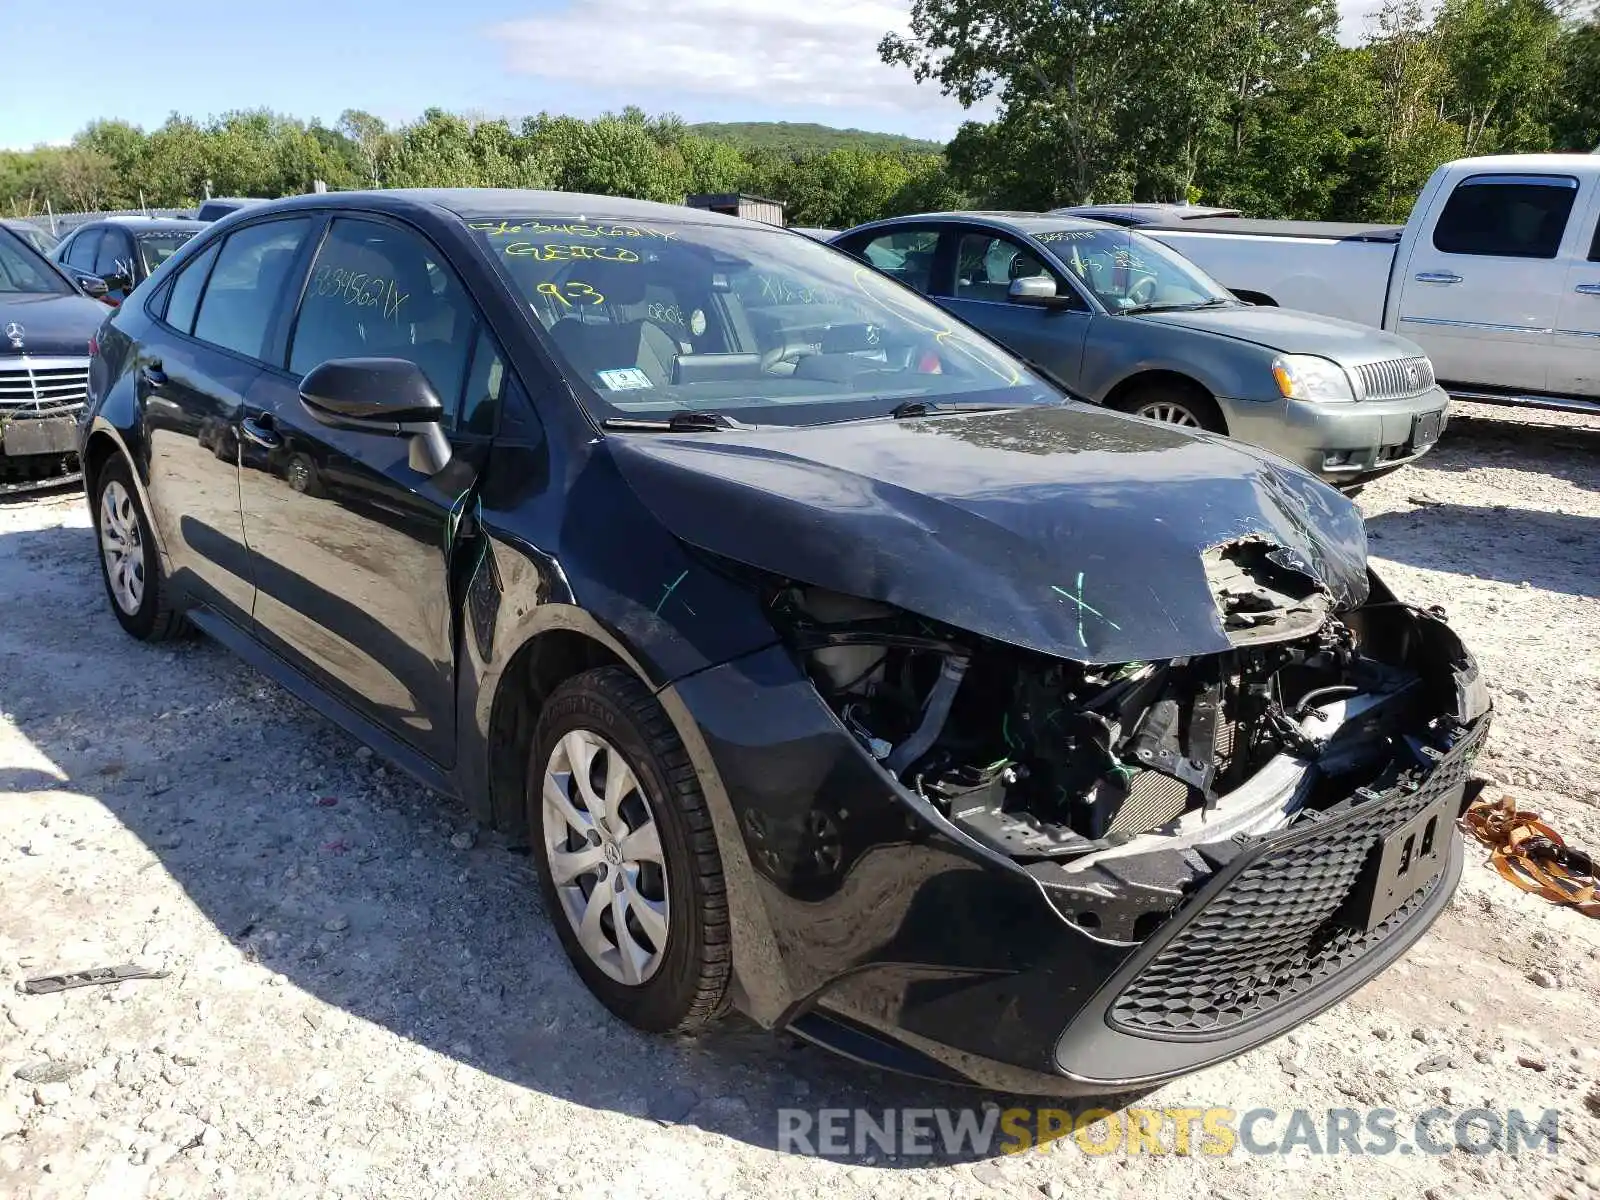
xmin=239 ymin=414 xmax=282 ymax=450
xmin=138 ymin=361 xmax=166 ymax=386
xmin=1414 ymin=272 xmax=1462 ymax=285
xmin=1575 ymin=283 xmax=1600 ymax=296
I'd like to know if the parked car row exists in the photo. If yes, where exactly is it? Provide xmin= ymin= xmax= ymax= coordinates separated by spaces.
xmin=1130 ymin=153 xmax=1600 ymax=416
xmin=66 ymin=187 xmax=1487 ymax=1099
xmin=828 ymin=213 xmax=1448 ymax=485
xmin=0 ymin=222 xmax=109 ymax=492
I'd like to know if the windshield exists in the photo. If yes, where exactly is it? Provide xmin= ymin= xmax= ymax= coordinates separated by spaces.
xmin=1033 ymin=226 xmax=1230 ymax=311
xmin=137 ymin=231 xmax=197 ymax=275
xmin=0 ymin=228 xmax=72 ymax=296
xmin=470 ymin=216 xmax=1057 ymax=425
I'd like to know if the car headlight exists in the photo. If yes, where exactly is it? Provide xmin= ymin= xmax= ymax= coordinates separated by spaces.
xmin=1271 ymin=354 xmax=1356 ymax=403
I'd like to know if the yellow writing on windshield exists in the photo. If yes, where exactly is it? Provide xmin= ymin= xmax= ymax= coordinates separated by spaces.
xmin=503 ymin=243 xmax=641 ymax=263
xmin=537 ymin=281 xmax=605 ymax=307
xmin=470 ymin=220 xmax=676 ymax=241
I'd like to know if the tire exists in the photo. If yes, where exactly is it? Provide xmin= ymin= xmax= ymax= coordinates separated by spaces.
xmin=93 ymin=456 xmax=186 ymax=642
xmin=1110 ymin=382 xmax=1227 ymax=434
xmin=528 ymin=666 xmax=731 ymax=1033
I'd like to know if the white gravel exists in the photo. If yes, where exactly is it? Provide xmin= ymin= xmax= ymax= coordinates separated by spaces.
xmin=1 ymin=400 xmax=1598 ymax=1199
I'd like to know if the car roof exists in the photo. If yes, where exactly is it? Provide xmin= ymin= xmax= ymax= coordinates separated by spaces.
xmin=1056 ymin=204 xmax=1242 ymax=220
xmin=850 ymin=211 xmax=1113 ymax=236
xmin=246 ymin=188 xmax=763 ymax=229
xmin=80 ymin=217 xmax=207 ymax=233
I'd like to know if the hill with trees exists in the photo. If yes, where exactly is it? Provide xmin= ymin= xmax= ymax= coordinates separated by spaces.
xmin=683 ymin=122 xmax=942 ymax=156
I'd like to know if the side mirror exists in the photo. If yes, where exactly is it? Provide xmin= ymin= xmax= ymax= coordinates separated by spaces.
xmin=100 ymin=268 xmax=133 ymax=292
xmin=75 ymin=273 xmax=110 ymax=301
xmin=1008 ymin=275 xmax=1071 ymax=308
xmin=299 ymin=357 xmax=453 ymax=475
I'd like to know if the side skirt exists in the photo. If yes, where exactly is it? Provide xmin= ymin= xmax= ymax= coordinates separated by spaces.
xmin=185 ymin=606 xmax=459 ymax=801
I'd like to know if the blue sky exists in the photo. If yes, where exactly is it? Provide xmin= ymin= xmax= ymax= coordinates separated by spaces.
xmin=1 ymin=1 xmax=1380 ymax=151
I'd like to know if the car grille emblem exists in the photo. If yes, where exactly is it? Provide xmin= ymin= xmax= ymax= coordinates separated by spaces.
xmin=3 ymin=322 xmax=22 ymax=350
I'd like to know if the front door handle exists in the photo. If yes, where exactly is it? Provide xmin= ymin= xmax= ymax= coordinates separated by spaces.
xmin=1575 ymin=283 xmax=1600 ymax=296
xmin=138 ymin=360 xmax=166 ymax=386
xmin=1414 ymin=272 xmax=1462 ymax=285
xmin=239 ymin=414 xmax=282 ymax=450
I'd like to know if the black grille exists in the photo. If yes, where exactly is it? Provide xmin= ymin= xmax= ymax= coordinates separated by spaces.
xmin=1109 ymin=718 xmax=1486 ymax=1037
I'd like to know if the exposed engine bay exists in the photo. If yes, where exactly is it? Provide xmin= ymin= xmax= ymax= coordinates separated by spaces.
xmin=772 ymin=565 xmax=1482 ymax=942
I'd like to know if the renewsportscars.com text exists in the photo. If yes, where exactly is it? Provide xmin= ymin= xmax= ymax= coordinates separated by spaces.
xmin=777 ymin=1105 xmax=1562 ymax=1158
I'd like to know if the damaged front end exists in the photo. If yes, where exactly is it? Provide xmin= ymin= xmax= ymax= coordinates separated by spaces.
xmin=770 ymin=544 xmax=1488 ymax=947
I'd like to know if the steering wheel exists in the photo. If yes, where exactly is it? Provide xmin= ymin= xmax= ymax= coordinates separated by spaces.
xmin=1125 ymin=274 xmax=1160 ymax=306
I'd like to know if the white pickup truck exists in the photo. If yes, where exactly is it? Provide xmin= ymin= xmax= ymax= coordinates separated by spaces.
xmin=1138 ymin=154 xmax=1600 ymax=414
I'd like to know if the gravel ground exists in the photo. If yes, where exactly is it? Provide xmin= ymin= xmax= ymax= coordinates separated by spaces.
xmin=2 ymin=399 xmax=1598 ymax=1200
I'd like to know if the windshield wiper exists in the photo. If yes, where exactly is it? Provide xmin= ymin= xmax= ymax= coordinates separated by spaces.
xmin=888 ymin=400 xmax=1024 ymax=419
xmin=601 ymin=410 xmax=744 ymax=432
xmin=1120 ymin=296 xmax=1234 ymax=316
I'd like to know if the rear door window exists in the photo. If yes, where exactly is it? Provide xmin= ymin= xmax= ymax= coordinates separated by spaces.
xmin=191 ymin=218 xmax=313 ymax=360
xmin=854 ymin=229 xmax=941 ymax=292
xmin=1432 ymin=175 xmax=1578 ymax=259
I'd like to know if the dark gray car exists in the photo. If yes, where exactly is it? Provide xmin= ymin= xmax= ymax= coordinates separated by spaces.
xmin=833 ymin=214 xmax=1450 ymax=484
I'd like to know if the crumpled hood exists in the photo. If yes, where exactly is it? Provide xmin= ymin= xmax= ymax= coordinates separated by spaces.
xmin=0 ymin=293 xmax=106 ymax=358
xmin=607 ymin=404 xmax=1369 ymax=664
xmin=1135 ymin=303 xmax=1423 ymax=360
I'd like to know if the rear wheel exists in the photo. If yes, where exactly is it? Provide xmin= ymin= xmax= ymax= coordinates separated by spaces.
xmin=94 ymin=456 xmax=185 ymax=642
xmin=528 ymin=666 xmax=731 ymax=1033
xmin=1110 ymin=382 xmax=1226 ymax=434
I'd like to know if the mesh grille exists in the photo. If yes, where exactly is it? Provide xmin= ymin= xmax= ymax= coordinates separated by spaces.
xmin=1109 ymin=718 xmax=1486 ymax=1038
xmin=1356 ymin=357 xmax=1435 ymax=402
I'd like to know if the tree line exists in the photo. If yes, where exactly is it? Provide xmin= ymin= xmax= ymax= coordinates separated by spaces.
xmin=4 ymin=0 xmax=1598 ymax=229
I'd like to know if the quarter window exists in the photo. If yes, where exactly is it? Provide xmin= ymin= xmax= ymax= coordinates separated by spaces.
xmin=192 ymin=219 xmax=313 ymax=360
xmin=289 ymin=218 xmax=476 ymax=428
xmin=856 ymin=230 xmax=940 ymax=292
xmin=459 ymin=327 xmax=506 ymax=435
xmin=1432 ymin=175 xmax=1578 ymax=259
xmin=162 ymin=241 xmax=220 ymax=334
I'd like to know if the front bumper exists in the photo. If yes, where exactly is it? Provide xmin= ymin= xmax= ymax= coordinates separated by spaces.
xmin=666 ymin=618 xmax=1486 ymax=1097
xmin=1219 ymin=385 xmax=1450 ymax=481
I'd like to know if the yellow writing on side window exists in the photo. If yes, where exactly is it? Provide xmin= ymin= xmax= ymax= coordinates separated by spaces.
xmin=503 ymin=243 xmax=641 ymax=264
xmin=312 ymin=265 xmax=409 ymax=321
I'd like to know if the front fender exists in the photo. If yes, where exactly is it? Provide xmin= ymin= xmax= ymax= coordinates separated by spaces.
xmin=1086 ymin=322 xmax=1276 ymax=406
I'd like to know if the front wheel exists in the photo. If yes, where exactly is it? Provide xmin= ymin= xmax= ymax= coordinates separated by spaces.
xmin=528 ymin=666 xmax=731 ymax=1033
xmin=1109 ymin=383 xmax=1226 ymax=433
xmin=94 ymin=456 xmax=186 ymax=641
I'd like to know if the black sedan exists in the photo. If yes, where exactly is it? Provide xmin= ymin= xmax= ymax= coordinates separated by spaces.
xmin=51 ymin=217 xmax=204 ymax=306
xmin=0 ymin=223 xmax=108 ymax=492
xmin=80 ymin=189 xmax=1489 ymax=1095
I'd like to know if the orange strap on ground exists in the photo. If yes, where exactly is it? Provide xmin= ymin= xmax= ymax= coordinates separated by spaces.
xmin=1461 ymin=795 xmax=1600 ymax=918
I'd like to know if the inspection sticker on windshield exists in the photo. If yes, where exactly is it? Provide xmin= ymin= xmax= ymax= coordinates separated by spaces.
xmin=597 ymin=368 xmax=654 ymax=391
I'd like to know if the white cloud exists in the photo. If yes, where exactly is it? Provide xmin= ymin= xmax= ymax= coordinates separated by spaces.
xmin=489 ymin=0 xmax=969 ymax=121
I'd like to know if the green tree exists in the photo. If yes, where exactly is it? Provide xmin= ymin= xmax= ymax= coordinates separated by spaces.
xmin=1434 ymin=0 xmax=1561 ymax=154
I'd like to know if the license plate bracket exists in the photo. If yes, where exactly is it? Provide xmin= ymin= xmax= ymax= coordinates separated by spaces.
xmin=1351 ymin=784 xmax=1462 ymax=934
xmin=1411 ymin=410 xmax=1443 ymax=452
xmin=2 ymin=417 xmax=77 ymax=457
